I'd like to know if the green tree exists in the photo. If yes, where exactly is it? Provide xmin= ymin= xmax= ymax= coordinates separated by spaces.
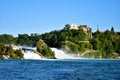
xmin=17 ymin=34 xmax=29 ymax=45
xmin=0 ymin=34 xmax=15 ymax=44
xmin=79 ymin=43 xmax=85 ymax=52
xmin=29 ymin=33 xmax=41 ymax=46
xmin=64 ymin=24 xmax=70 ymax=30
xmin=91 ymin=38 xmax=99 ymax=50
xmin=104 ymin=30 xmax=112 ymax=41
xmin=111 ymin=27 xmax=114 ymax=35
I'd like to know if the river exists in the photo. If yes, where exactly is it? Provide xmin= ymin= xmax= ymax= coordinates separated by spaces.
xmin=0 ymin=59 xmax=120 ymax=80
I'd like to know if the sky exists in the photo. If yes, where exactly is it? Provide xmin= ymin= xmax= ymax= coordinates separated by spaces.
xmin=0 ymin=0 xmax=120 ymax=36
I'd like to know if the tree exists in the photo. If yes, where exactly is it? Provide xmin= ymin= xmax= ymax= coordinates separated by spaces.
xmin=30 ymin=33 xmax=41 ymax=46
xmin=79 ymin=43 xmax=85 ymax=52
xmin=91 ymin=38 xmax=99 ymax=50
xmin=17 ymin=34 xmax=29 ymax=45
xmin=103 ymin=40 xmax=113 ymax=58
xmin=0 ymin=34 xmax=15 ymax=44
xmin=111 ymin=27 xmax=114 ymax=35
xmin=64 ymin=24 xmax=70 ymax=30
xmin=104 ymin=30 xmax=112 ymax=41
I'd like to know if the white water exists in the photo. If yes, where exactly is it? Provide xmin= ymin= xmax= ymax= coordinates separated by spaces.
xmin=22 ymin=51 xmax=42 ymax=60
xmin=12 ymin=45 xmax=42 ymax=59
xmin=51 ymin=48 xmax=79 ymax=59
xmin=3 ymin=55 xmax=10 ymax=59
xmin=12 ymin=45 xmax=81 ymax=59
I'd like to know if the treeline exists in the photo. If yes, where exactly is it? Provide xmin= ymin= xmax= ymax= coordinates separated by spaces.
xmin=0 ymin=34 xmax=15 ymax=44
xmin=0 ymin=33 xmax=41 ymax=46
xmin=0 ymin=25 xmax=120 ymax=58
xmin=17 ymin=33 xmax=41 ymax=46
xmin=0 ymin=28 xmax=88 ymax=48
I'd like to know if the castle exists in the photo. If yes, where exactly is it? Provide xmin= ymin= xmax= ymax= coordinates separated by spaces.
xmin=70 ymin=23 xmax=92 ymax=39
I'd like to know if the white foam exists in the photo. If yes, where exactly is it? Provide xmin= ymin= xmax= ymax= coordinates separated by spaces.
xmin=23 ymin=51 xmax=42 ymax=60
xmin=3 ymin=55 xmax=10 ymax=59
xmin=12 ymin=45 xmax=42 ymax=59
xmin=51 ymin=48 xmax=80 ymax=59
xmin=12 ymin=45 xmax=21 ymax=50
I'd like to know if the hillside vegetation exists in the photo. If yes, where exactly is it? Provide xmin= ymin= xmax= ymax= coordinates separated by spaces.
xmin=0 ymin=43 xmax=23 ymax=59
xmin=0 ymin=24 xmax=120 ymax=59
xmin=36 ymin=39 xmax=55 ymax=59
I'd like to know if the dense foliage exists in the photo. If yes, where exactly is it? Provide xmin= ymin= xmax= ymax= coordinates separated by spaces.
xmin=36 ymin=39 xmax=55 ymax=59
xmin=0 ymin=34 xmax=15 ymax=44
xmin=0 ymin=25 xmax=120 ymax=59
xmin=17 ymin=33 xmax=41 ymax=46
xmin=0 ymin=43 xmax=23 ymax=59
xmin=0 ymin=33 xmax=41 ymax=46
xmin=91 ymin=28 xmax=120 ymax=58
xmin=41 ymin=26 xmax=120 ymax=58
xmin=41 ymin=29 xmax=89 ymax=48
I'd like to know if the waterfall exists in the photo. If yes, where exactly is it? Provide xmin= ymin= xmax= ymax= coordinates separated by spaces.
xmin=12 ymin=45 xmax=42 ymax=59
xmin=51 ymin=48 xmax=79 ymax=59
xmin=12 ymin=45 xmax=82 ymax=59
xmin=23 ymin=51 xmax=42 ymax=60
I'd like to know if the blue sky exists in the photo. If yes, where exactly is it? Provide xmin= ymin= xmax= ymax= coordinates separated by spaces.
xmin=0 ymin=0 xmax=120 ymax=36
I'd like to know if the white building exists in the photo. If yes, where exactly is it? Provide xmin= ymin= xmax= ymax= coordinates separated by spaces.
xmin=70 ymin=23 xmax=78 ymax=30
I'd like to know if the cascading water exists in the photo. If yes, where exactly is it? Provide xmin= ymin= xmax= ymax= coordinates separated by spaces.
xmin=13 ymin=45 xmax=42 ymax=59
xmin=51 ymin=48 xmax=79 ymax=59
xmin=12 ymin=45 xmax=81 ymax=59
xmin=23 ymin=51 xmax=42 ymax=59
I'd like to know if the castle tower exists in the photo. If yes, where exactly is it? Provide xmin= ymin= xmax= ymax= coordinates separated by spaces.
xmin=70 ymin=23 xmax=78 ymax=30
